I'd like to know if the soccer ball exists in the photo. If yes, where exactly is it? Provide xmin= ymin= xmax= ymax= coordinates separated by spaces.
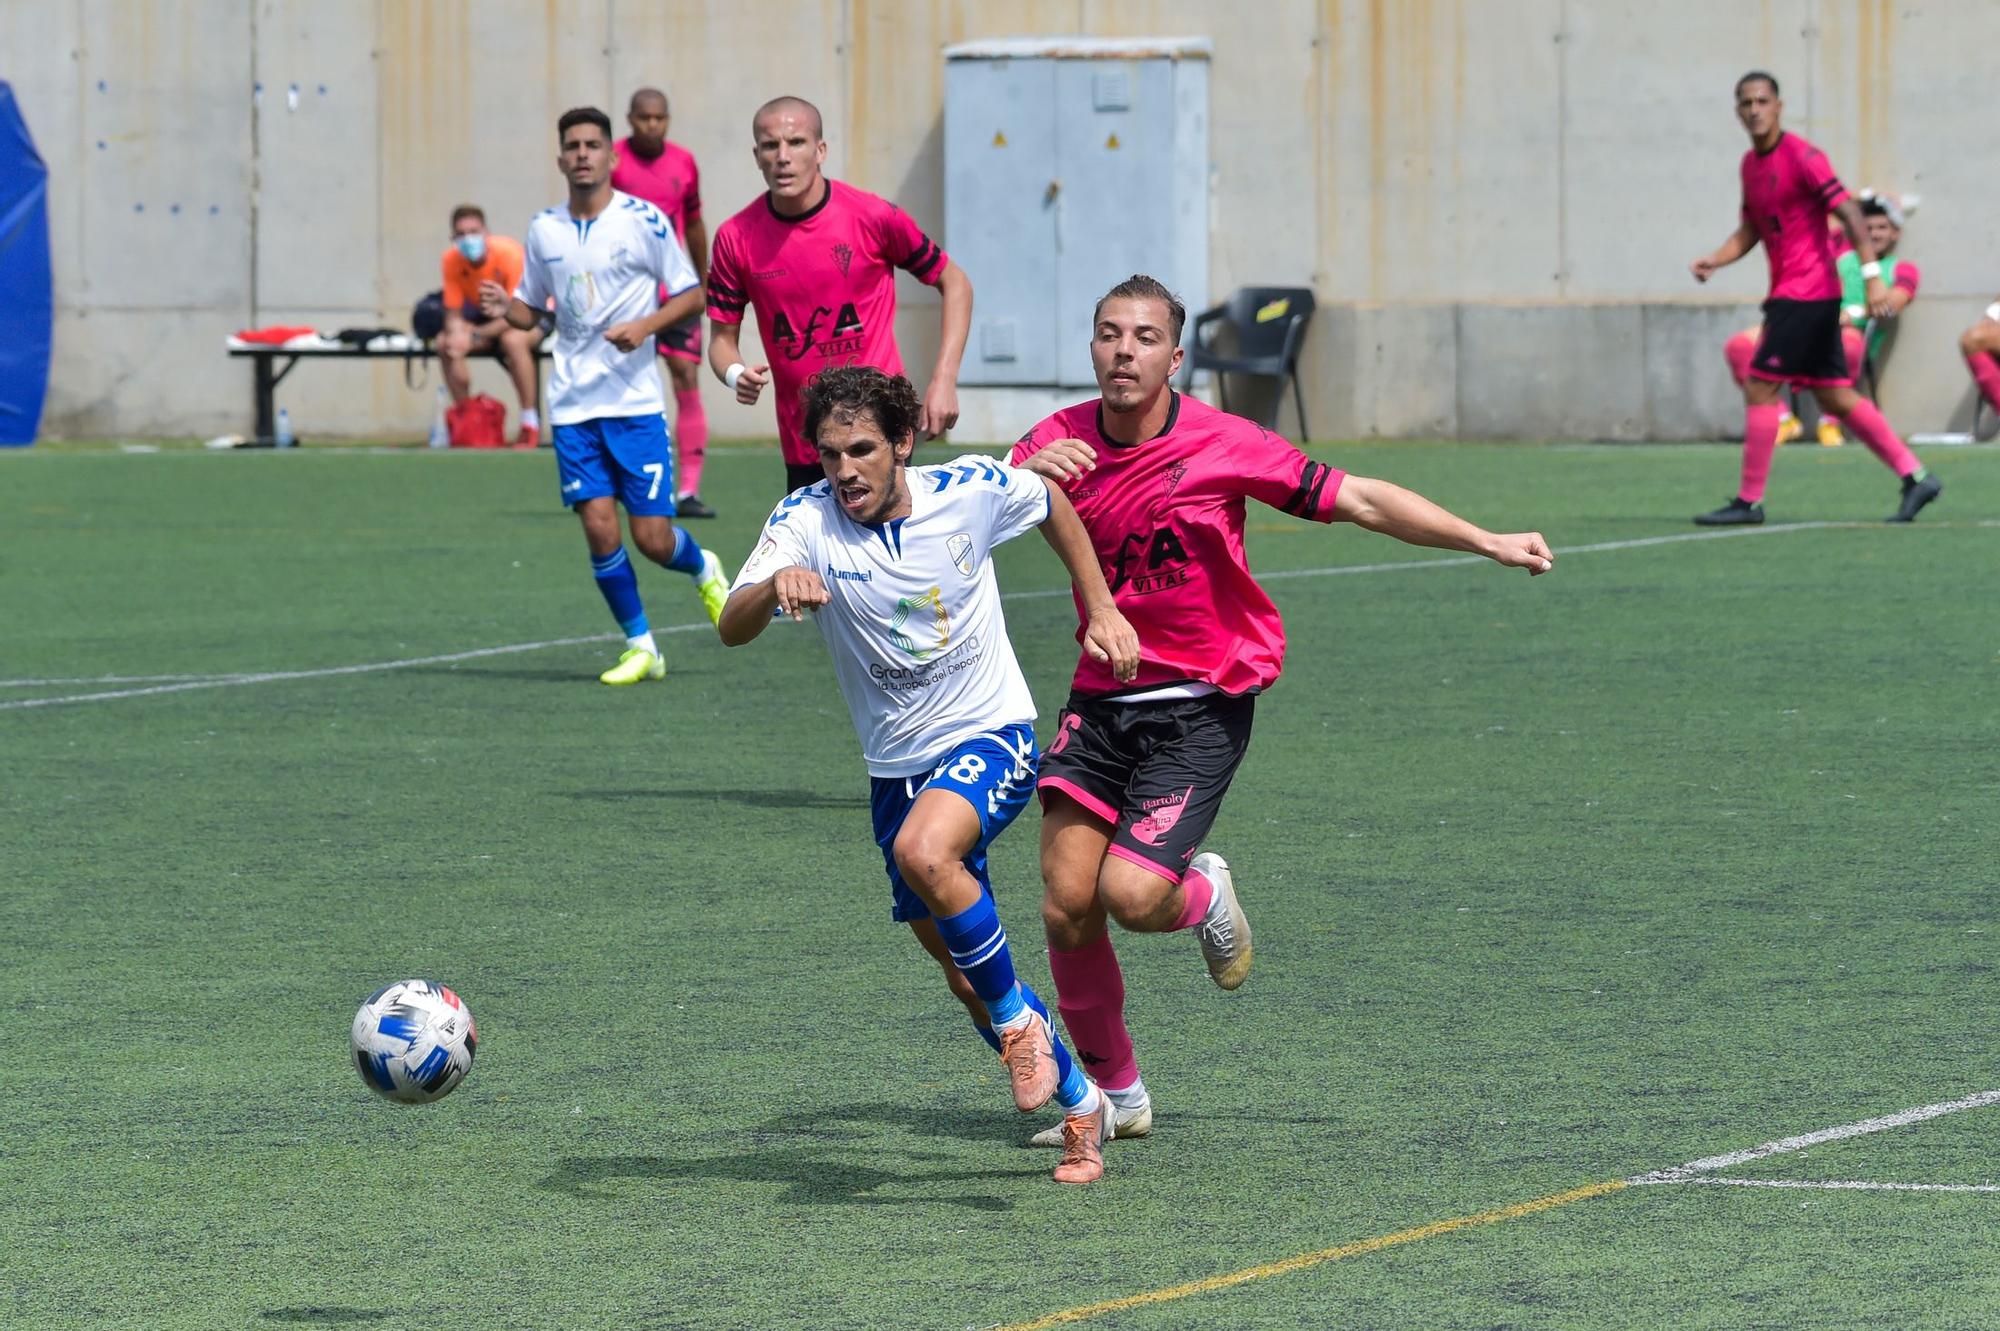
xmin=350 ymin=979 xmax=477 ymax=1104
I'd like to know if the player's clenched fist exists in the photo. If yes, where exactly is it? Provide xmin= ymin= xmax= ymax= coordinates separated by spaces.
xmin=771 ymin=565 xmax=831 ymax=620
xmin=734 ymin=364 xmax=771 ymax=405
xmin=1487 ymin=532 xmax=1555 ymax=575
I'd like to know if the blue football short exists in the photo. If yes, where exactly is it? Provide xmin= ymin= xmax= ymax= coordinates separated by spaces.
xmin=552 ymin=413 xmax=677 ymax=516
xmin=869 ymin=722 xmax=1039 ymax=923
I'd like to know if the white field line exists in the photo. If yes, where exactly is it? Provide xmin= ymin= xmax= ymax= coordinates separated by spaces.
xmin=0 ymin=632 xmax=633 ymax=711
xmin=0 ymin=518 xmax=1962 ymax=713
xmin=1676 ymin=1177 xmax=2000 ymax=1194
xmin=1630 ymin=1088 xmax=2000 ymax=1184
xmin=0 ymin=673 xmax=256 ymax=688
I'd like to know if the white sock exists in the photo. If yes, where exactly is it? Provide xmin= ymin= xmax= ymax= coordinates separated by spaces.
xmin=627 ymin=631 xmax=658 ymax=656
xmin=520 ymin=407 xmax=540 ymax=429
xmin=995 ymin=1007 xmax=1036 ymax=1033
xmin=1103 ymin=1078 xmax=1149 ymax=1108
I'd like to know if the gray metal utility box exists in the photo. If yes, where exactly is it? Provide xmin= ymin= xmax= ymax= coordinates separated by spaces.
xmin=943 ymin=36 xmax=1210 ymax=387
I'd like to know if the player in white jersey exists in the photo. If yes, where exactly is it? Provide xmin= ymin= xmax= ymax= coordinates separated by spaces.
xmin=717 ymin=367 xmax=1139 ymax=1184
xmin=484 ymin=106 xmax=729 ymax=686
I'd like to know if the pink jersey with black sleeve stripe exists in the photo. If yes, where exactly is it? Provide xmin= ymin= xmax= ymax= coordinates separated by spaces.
xmin=1740 ymin=132 xmax=1848 ymax=301
xmin=1011 ymin=393 xmax=1344 ymax=698
xmin=610 ymin=138 xmax=702 ymax=243
xmin=706 ymin=181 xmax=949 ymax=465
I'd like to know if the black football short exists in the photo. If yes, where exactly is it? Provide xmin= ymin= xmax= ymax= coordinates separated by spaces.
xmin=1751 ymin=298 xmax=1851 ymax=386
xmin=656 ymin=313 xmax=701 ymax=362
xmin=1038 ymin=690 xmax=1256 ymax=881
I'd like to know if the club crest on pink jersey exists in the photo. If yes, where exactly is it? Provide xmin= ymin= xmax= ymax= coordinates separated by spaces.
xmin=832 ymin=241 xmax=853 ymax=276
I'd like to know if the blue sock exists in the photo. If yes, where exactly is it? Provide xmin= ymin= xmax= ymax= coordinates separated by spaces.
xmin=971 ymin=1021 xmax=1002 ymax=1054
xmin=1021 ymin=982 xmax=1090 ymax=1111
xmin=590 ymin=547 xmax=648 ymax=637
xmin=933 ymin=896 xmax=1026 ymax=1026
xmin=663 ymin=525 xmax=705 ymax=575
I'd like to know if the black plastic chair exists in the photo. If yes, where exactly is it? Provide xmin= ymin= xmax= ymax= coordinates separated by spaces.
xmin=1184 ymin=287 xmax=1316 ymax=438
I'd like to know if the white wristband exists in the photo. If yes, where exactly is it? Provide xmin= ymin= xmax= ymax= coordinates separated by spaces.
xmin=1860 ymin=260 xmax=1882 ymax=279
xmin=723 ymin=362 xmax=747 ymax=391
xmin=1986 ymin=302 xmax=2000 ymax=324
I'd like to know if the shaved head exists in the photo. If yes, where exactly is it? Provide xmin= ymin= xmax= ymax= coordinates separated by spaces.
xmin=753 ymin=95 xmax=823 ymax=141
xmin=629 ymin=87 xmax=668 ymax=115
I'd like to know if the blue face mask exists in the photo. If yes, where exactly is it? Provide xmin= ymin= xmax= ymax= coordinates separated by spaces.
xmin=454 ymin=233 xmax=487 ymax=264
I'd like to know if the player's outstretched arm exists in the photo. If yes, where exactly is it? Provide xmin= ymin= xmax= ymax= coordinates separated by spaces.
xmin=1333 ymin=475 xmax=1553 ymax=575
xmin=718 ymin=567 xmax=829 ymax=645
xmin=1035 ymin=480 xmax=1141 ymax=682
xmin=1691 ymin=219 xmax=1759 ymax=283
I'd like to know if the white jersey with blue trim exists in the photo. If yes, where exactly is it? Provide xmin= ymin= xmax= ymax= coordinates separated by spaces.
xmin=732 ymin=456 xmax=1054 ymax=777
xmin=516 ymin=190 xmax=700 ymax=426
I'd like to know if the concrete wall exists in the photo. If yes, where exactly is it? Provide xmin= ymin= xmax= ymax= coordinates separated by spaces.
xmin=9 ymin=0 xmax=1997 ymax=442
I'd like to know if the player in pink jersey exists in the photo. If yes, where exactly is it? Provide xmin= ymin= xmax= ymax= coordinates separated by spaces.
xmin=1959 ymin=294 xmax=2000 ymax=425
xmin=1009 ymin=276 xmax=1553 ymax=1144
xmin=706 ymin=95 xmax=973 ymax=494
xmin=1690 ymin=71 xmax=1940 ymax=525
xmin=612 ymin=88 xmax=716 ymax=518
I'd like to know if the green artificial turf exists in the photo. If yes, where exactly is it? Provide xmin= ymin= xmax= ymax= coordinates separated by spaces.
xmin=2 ymin=439 xmax=1995 ymax=1329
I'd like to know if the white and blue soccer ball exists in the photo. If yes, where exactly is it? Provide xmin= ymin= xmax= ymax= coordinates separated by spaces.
xmin=350 ymin=979 xmax=477 ymax=1104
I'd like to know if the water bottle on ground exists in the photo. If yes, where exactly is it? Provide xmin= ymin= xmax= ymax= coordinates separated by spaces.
xmin=275 ymin=408 xmax=295 ymax=448
xmin=428 ymin=386 xmax=449 ymax=449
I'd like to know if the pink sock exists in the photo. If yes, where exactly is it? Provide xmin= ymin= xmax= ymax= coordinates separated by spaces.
xmin=674 ymin=386 xmax=708 ymax=495
xmin=1968 ymin=353 xmax=2000 ymax=413
xmin=1047 ymin=932 xmax=1139 ymax=1093
xmin=1740 ymin=401 xmax=1783 ymax=503
xmin=1170 ymin=865 xmax=1216 ymax=932
xmin=1841 ymin=327 xmax=1867 ymax=382
xmin=1723 ymin=331 xmax=1757 ymax=388
xmin=1841 ymin=398 xmax=1920 ymax=478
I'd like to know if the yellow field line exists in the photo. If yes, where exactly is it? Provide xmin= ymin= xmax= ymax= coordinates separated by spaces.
xmin=993 ymin=1179 xmax=1630 ymax=1331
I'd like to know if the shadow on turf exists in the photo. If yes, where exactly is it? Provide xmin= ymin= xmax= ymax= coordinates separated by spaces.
xmin=541 ymin=1101 xmax=1049 ymax=1210
xmin=560 ymin=787 xmax=867 ymax=810
xmin=260 ymin=1311 xmax=389 ymax=1325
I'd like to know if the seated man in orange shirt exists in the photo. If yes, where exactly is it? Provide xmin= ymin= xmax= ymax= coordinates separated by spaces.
xmin=440 ymin=204 xmax=545 ymax=446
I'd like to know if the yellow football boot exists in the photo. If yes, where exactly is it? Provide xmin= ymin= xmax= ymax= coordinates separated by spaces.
xmin=694 ymin=549 xmax=730 ymax=627
xmin=599 ymin=648 xmax=665 ymax=686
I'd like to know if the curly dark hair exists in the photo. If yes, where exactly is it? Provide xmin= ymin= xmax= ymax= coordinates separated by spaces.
xmin=801 ymin=366 xmax=921 ymax=448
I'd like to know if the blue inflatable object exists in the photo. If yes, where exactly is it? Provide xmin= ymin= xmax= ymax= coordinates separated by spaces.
xmin=0 ymin=81 xmax=51 ymax=445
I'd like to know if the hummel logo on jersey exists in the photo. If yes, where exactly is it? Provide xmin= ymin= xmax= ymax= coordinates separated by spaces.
xmin=826 ymin=566 xmax=872 ymax=582
xmin=947 ymin=533 xmax=974 ymax=577
xmin=927 ymin=460 xmax=1006 ymax=492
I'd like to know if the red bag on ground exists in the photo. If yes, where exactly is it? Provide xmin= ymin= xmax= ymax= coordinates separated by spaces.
xmin=446 ymin=394 xmax=507 ymax=448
